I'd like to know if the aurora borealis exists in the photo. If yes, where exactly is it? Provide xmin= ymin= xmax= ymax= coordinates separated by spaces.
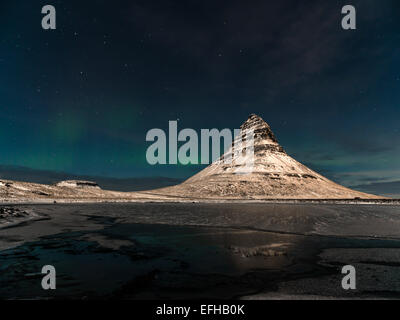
xmin=1 ymin=0 xmax=400 ymax=190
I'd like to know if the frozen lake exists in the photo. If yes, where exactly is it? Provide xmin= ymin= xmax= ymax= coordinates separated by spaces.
xmin=1 ymin=203 xmax=400 ymax=299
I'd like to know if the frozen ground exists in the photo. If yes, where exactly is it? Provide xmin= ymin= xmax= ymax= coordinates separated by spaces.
xmin=0 ymin=203 xmax=400 ymax=299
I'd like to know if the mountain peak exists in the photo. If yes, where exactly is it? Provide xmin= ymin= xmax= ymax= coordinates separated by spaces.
xmin=241 ymin=114 xmax=265 ymax=127
xmin=152 ymin=113 xmax=382 ymax=200
xmin=240 ymin=114 xmax=279 ymax=145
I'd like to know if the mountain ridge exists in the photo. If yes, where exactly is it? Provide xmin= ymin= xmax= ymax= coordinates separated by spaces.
xmin=0 ymin=165 xmax=182 ymax=191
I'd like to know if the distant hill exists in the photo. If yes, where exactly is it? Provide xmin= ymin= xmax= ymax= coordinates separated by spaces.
xmin=0 ymin=165 xmax=182 ymax=192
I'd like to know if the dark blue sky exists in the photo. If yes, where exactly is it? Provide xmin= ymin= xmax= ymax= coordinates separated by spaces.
xmin=1 ymin=0 xmax=399 ymax=187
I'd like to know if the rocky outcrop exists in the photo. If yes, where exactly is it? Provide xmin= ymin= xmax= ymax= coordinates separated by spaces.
xmin=55 ymin=180 xmax=100 ymax=189
xmin=0 ymin=207 xmax=29 ymax=219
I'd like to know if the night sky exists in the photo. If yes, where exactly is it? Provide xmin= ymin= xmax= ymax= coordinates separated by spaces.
xmin=1 ymin=0 xmax=400 ymax=188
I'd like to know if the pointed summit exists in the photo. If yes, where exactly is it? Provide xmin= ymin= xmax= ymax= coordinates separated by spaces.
xmin=239 ymin=114 xmax=284 ymax=155
xmin=155 ymin=114 xmax=382 ymax=200
xmin=241 ymin=114 xmax=279 ymax=144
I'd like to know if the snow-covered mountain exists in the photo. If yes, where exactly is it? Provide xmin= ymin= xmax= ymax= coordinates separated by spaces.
xmin=155 ymin=114 xmax=382 ymax=199
xmin=0 ymin=114 xmax=385 ymax=202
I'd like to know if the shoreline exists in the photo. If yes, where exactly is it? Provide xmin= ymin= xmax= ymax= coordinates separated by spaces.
xmin=0 ymin=198 xmax=400 ymax=206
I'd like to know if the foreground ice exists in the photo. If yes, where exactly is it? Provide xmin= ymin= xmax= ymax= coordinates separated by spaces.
xmin=0 ymin=203 xmax=399 ymax=299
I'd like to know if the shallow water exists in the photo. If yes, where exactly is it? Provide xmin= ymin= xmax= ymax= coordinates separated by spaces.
xmin=1 ymin=203 xmax=400 ymax=299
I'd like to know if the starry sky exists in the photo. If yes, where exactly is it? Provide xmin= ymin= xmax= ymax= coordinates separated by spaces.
xmin=1 ymin=0 xmax=400 ymax=188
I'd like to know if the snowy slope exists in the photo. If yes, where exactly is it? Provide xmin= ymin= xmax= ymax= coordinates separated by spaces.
xmin=156 ymin=114 xmax=382 ymax=200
